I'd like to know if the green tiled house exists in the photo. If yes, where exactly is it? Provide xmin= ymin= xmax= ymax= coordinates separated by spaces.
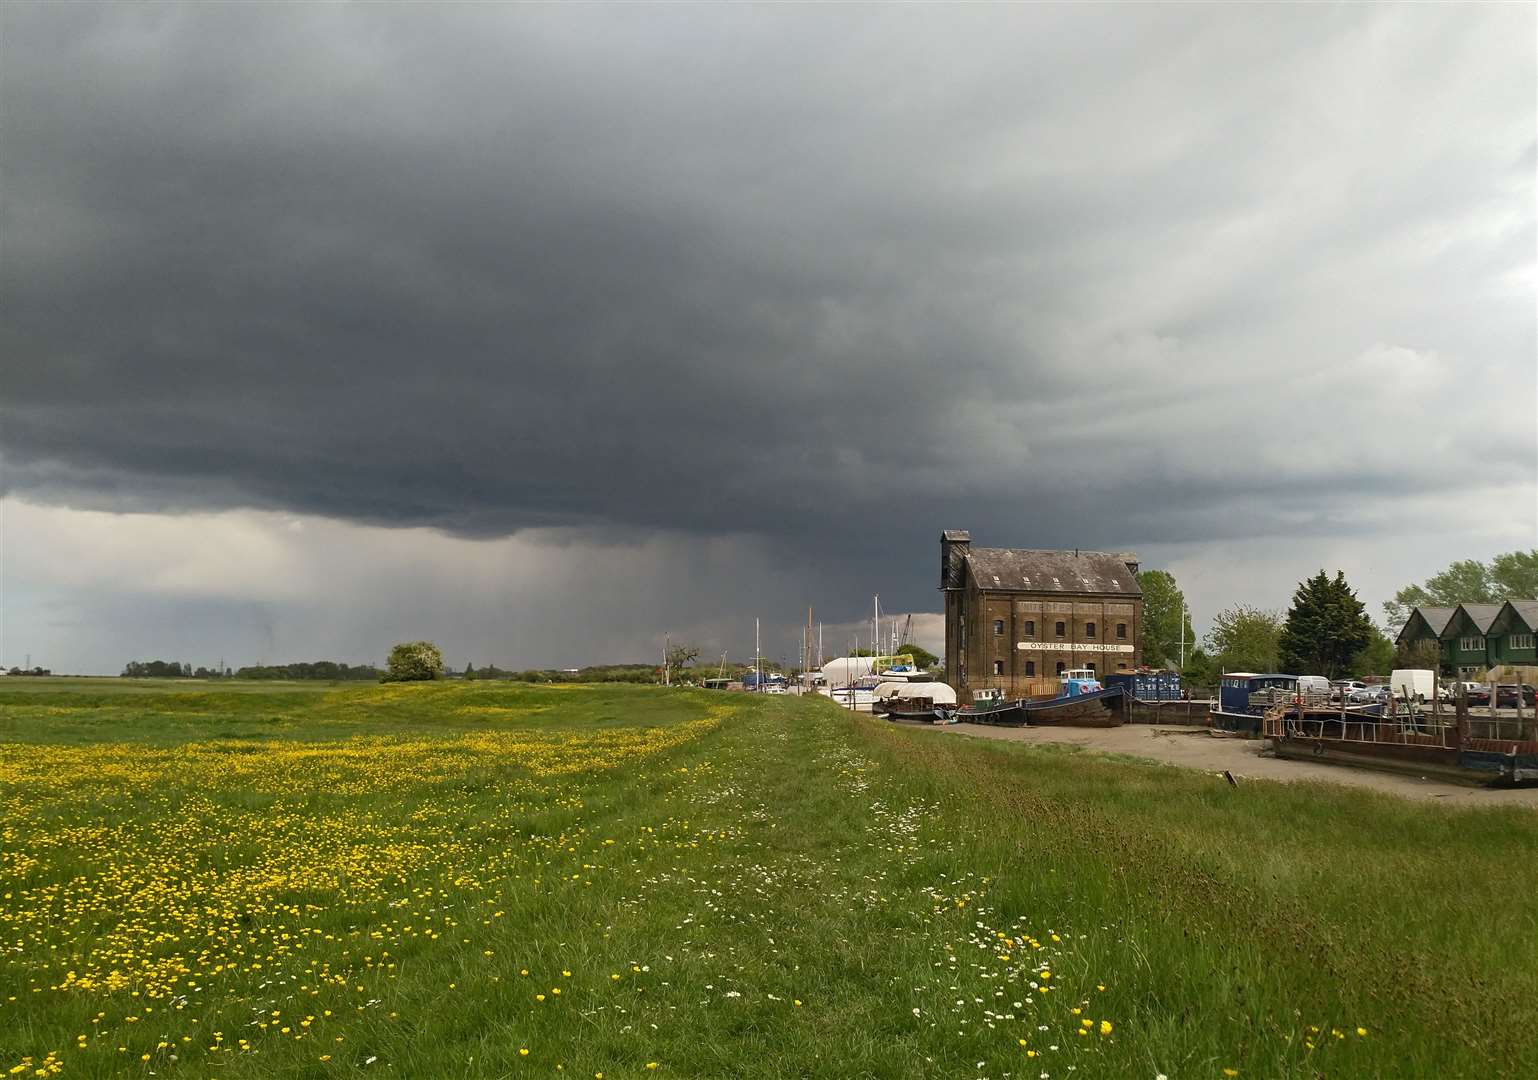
xmin=1488 ymin=601 xmax=1538 ymax=669
xmin=1394 ymin=606 xmax=1457 ymax=671
xmin=1443 ymin=605 xmax=1504 ymax=676
xmin=1397 ymin=601 xmax=1538 ymax=676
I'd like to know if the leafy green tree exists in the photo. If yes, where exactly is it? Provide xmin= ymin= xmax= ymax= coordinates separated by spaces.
xmin=1351 ymin=627 xmax=1396 ymax=677
xmin=121 ymin=660 xmax=190 ymax=678
xmin=464 ymin=661 xmax=477 ymax=681
xmin=1206 ymin=605 xmax=1283 ymax=673
xmin=385 ymin=641 xmax=444 ymax=682
xmin=1394 ymin=638 xmax=1441 ymax=672
xmin=1278 ymin=570 xmax=1373 ymax=678
xmin=1180 ymin=647 xmax=1218 ymax=688
xmin=1491 ymin=549 xmax=1538 ymax=597
xmin=665 ymin=644 xmax=700 ymax=673
xmin=1383 ymin=549 xmax=1538 ymax=626
xmin=1137 ymin=569 xmax=1195 ymax=668
xmin=897 ymin=641 xmax=939 ymax=668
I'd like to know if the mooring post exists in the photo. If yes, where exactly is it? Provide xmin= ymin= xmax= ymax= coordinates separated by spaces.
xmin=1455 ymin=682 xmax=1469 ymax=749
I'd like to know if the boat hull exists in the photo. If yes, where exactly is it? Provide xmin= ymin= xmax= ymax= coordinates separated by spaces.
xmin=1459 ymin=742 xmax=1538 ymax=783
xmin=1265 ymin=713 xmax=1538 ymax=786
xmin=958 ymin=687 xmax=1125 ymax=728
xmin=1270 ymin=735 xmax=1468 ymax=781
xmin=1210 ymin=708 xmax=1264 ymax=736
xmin=1020 ymin=686 xmax=1125 ymax=727
xmin=1214 ymin=702 xmax=1386 ymax=738
xmin=955 ymin=700 xmax=1030 ymax=726
xmin=879 ymin=703 xmax=955 ymax=724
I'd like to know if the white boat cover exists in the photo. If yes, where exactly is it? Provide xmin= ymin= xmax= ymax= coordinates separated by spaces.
xmin=821 ymin=657 xmax=876 ymax=688
xmin=892 ymin=681 xmax=957 ymax=704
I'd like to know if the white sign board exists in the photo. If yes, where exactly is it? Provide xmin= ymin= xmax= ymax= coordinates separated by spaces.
xmin=1016 ymin=642 xmax=1134 ymax=653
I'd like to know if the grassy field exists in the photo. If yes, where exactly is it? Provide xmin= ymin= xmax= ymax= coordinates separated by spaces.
xmin=1 ymin=679 xmax=1533 ymax=1079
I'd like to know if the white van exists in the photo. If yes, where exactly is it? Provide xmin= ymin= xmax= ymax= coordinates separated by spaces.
xmin=1390 ymin=669 xmax=1448 ymax=704
xmin=1295 ymin=675 xmax=1330 ymax=697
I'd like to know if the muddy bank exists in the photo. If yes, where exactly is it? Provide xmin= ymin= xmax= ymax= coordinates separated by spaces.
xmin=897 ymin=719 xmax=1538 ymax=805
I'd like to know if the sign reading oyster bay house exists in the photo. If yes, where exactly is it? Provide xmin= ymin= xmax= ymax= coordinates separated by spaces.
xmin=1016 ymin=642 xmax=1135 ymax=653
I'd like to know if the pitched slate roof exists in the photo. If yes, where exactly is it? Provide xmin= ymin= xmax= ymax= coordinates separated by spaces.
xmin=963 ymin=548 xmax=1141 ymax=595
xmin=1408 ymin=606 xmax=1458 ymax=637
xmin=1491 ymin=600 xmax=1538 ymax=634
xmin=1458 ymin=604 xmax=1505 ymax=634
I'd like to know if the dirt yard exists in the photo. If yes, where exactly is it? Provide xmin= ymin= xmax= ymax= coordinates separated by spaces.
xmin=914 ymin=720 xmax=1538 ymax=805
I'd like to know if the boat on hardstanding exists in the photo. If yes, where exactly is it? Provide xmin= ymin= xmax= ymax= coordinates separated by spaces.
xmin=1265 ymin=693 xmax=1538 ymax=786
xmin=952 ymin=687 xmax=1025 ymax=724
xmin=957 ymin=670 xmax=1126 ymax=728
xmin=1212 ymin=673 xmax=1388 ymax=736
xmin=1210 ymin=673 xmax=1298 ymax=735
xmin=830 ymin=674 xmax=881 ymax=710
xmin=875 ymin=681 xmax=958 ymax=723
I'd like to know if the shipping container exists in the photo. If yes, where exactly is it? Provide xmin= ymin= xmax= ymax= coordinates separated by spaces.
xmin=1104 ymin=670 xmax=1183 ymax=701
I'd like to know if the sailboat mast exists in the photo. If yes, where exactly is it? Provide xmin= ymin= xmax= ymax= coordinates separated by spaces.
xmin=873 ymin=600 xmax=885 ymax=667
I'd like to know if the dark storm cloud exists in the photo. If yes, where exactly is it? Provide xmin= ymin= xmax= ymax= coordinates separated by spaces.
xmin=2 ymin=3 xmax=1534 ymax=624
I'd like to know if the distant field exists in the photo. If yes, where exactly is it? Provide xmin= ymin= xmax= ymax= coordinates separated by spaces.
xmin=1 ymin=679 xmax=1533 ymax=1078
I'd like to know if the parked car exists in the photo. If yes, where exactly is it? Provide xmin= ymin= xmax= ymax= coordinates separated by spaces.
xmin=1348 ymin=685 xmax=1389 ymax=705
xmin=1495 ymin=684 xmax=1536 ymax=708
xmin=1463 ymin=684 xmax=1492 ymax=706
xmin=1330 ymin=679 xmax=1368 ymax=702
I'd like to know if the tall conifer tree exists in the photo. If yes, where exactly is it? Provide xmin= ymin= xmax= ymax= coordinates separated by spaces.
xmin=1279 ymin=570 xmax=1372 ymax=677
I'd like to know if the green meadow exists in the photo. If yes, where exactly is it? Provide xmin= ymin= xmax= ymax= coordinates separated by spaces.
xmin=0 ymin=679 xmax=1532 ymax=1078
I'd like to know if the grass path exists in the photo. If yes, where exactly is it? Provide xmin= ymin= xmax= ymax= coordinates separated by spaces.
xmin=1 ymin=682 xmax=1533 ymax=1078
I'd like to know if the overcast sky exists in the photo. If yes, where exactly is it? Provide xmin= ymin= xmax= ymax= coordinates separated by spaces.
xmin=2 ymin=3 xmax=1534 ymax=674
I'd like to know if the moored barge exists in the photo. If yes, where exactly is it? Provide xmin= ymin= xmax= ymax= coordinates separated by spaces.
xmin=957 ymin=670 xmax=1126 ymax=728
xmin=1264 ymin=699 xmax=1538 ymax=786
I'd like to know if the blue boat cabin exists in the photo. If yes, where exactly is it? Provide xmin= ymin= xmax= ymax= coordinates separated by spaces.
xmin=1217 ymin=673 xmax=1297 ymax=716
xmin=1061 ymin=668 xmax=1104 ymax=698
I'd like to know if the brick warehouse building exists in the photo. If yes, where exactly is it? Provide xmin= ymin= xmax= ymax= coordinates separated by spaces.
xmin=941 ymin=530 xmax=1143 ymax=701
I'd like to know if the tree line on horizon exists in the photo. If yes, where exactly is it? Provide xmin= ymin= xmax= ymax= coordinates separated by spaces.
xmin=1138 ymin=546 xmax=1537 ymax=683
xmin=121 ymin=660 xmax=381 ymax=680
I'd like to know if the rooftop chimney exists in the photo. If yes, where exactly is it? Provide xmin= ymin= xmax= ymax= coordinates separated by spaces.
xmin=941 ymin=530 xmax=971 ymax=590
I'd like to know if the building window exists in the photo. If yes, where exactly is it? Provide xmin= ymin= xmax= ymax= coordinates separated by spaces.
xmin=1025 ymin=660 xmax=1036 ymax=677
xmin=1055 ymin=661 xmax=1066 ymax=676
xmin=993 ymin=619 xmax=1004 ymax=636
xmin=1023 ymin=620 xmax=1035 ymax=636
xmin=992 ymin=660 xmax=1004 ymax=676
xmin=1055 ymin=620 xmax=1066 ymax=637
xmin=1511 ymin=633 xmax=1536 ymax=651
xmin=1460 ymin=636 xmax=1485 ymax=652
xmin=1085 ymin=621 xmax=1096 ymax=639
xmin=1117 ymin=662 xmax=1128 ymax=670
xmin=1086 ymin=662 xmax=1095 ymax=675
xmin=1116 ymin=623 xmax=1127 ymax=639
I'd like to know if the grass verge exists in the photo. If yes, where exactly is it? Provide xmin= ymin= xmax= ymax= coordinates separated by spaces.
xmin=0 ymin=680 xmax=1531 ymax=1078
